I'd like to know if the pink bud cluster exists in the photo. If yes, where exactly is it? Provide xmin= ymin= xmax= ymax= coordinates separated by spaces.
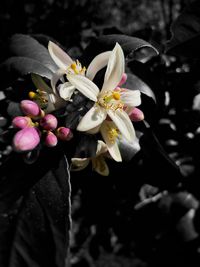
xmin=12 ymin=100 xmax=72 ymax=152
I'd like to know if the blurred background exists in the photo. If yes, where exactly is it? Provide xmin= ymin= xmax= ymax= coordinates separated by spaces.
xmin=0 ymin=0 xmax=190 ymax=61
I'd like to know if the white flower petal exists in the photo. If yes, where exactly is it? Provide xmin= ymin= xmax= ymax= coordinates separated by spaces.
xmin=77 ymin=106 xmax=107 ymax=132
xmin=107 ymin=109 xmax=135 ymax=142
xmin=120 ymin=89 xmax=141 ymax=107
xmin=102 ymin=43 xmax=125 ymax=93
xmin=96 ymin=140 xmax=108 ymax=156
xmin=51 ymin=69 xmax=66 ymax=94
xmin=71 ymin=158 xmax=90 ymax=171
xmin=67 ymin=74 xmax=99 ymax=101
xmin=100 ymin=121 xmax=122 ymax=162
xmin=48 ymin=41 xmax=73 ymax=69
xmin=58 ymin=82 xmax=75 ymax=100
xmin=86 ymin=51 xmax=111 ymax=81
xmin=86 ymin=124 xmax=101 ymax=134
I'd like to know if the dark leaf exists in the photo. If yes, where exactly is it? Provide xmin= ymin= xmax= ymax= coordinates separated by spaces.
xmin=166 ymin=1 xmax=200 ymax=57
xmin=125 ymin=72 xmax=156 ymax=102
xmin=176 ymin=209 xmax=198 ymax=242
xmin=0 ymin=117 xmax=7 ymax=128
xmin=74 ymin=134 xmax=97 ymax=158
xmin=7 ymin=101 xmax=22 ymax=118
xmin=0 ymin=148 xmax=71 ymax=267
xmin=9 ymin=34 xmax=58 ymax=73
xmin=127 ymin=60 xmax=167 ymax=125
xmin=128 ymin=60 xmax=165 ymax=105
xmin=140 ymin=124 xmax=183 ymax=189
xmin=31 ymin=33 xmax=60 ymax=48
xmin=82 ymin=34 xmax=158 ymax=65
xmin=0 ymin=57 xmax=53 ymax=87
xmin=118 ymin=137 xmax=141 ymax=161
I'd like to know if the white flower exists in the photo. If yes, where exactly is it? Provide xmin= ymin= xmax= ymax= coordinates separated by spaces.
xmin=48 ymin=41 xmax=111 ymax=102
xmin=71 ymin=140 xmax=109 ymax=176
xmin=76 ymin=43 xmax=141 ymax=161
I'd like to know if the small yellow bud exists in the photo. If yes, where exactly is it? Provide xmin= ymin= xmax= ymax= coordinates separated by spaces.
xmin=29 ymin=91 xmax=37 ymax=99
xmin=112 ymin=91 xmax=121 ymax=100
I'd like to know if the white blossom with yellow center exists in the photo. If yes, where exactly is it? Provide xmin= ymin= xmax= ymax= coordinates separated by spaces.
xmin=76 ymin=43 xmax=142 ymax=162
xmin=48 ymin=41 xmax=111 ymax=102
xmin=71 ymin=140 xmax=109 ymax=176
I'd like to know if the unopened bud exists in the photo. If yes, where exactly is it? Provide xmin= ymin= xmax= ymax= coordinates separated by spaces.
xmin=56 ymin=127 xmax=73 ymax=141
xmin=118 ymin=73 xmax=127 ymax=86
xmin=13 ymin=127 xmax=40 ymax=152
xmin=45 ymin=132 xmax=58 ymax=147
xmin=20 ymin=100 xmax=40 ymax=117
xmin=40 ymin=114 xmax=58 ymax=131
xmin=12 ymin=116 xmax=32 ymax=129
xmin=129 ymin=108 xmax=144 ymax=122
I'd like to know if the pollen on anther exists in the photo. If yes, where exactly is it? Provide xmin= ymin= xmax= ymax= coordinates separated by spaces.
xmin=29 ymin=91 xmax=36 ymax=99
xmin=112 ymin=92 xmax=121 ymax=100
xmin=69 ymin=62 xmax=78 ymax=74
xmin=108 ymin=128 xmax=119 ymax=143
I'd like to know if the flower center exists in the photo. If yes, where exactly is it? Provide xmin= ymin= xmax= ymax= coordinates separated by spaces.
xmin=98 ymin=90 xmax=124 ymax=111
xmin=108 ymin=127 xmax=120 ymax=143
xmin=68 ymin=60 xmax=86 ymax=75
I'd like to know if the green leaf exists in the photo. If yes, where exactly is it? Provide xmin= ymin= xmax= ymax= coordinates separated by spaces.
xmin=166 ymin=1 xmax=200 ymax=57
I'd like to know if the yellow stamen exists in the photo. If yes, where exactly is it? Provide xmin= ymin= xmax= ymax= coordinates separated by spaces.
xmin=112 ymin=91 xmax=121 ymax=100
xmin=30 ymin=89 xmax=48 ymax=109
xmin=81 ymin=66 xmax=86 ymax=74
xmin=104 ymin=95 xmax=113 ymax=103
xmin=69 ymin=60 xmax=86 ymax=75
xmin=29 ymin=91 xmax=36 ymax=99
xmin=98 ymin=91 xmax=124 ymax=111
xmin=70 ymin=62 xmax=79 ymax=74
xmin=108 ymin=128 xmax=119 ymax=143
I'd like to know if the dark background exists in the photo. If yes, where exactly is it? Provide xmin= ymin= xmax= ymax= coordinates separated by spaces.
xmin=0 ymin=0 xmax=187 ymax=61
xmin=1 ymin=1 xmax=200 ymax=267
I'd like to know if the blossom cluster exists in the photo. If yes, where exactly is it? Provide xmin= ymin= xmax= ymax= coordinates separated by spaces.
xmin=12 ymin=41 xmax=144 ymax=175
xmin=12 ymin=100 xmax=72 ymax=150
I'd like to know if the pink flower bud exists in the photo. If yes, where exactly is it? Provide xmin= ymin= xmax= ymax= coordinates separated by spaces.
xmin=13 ymin=127 xmax=40 ymax=152
xmin=12 ymin=116 xmax=32 ymax=129
xmin=20 ymin=100 xmax=40 ymax=117
xmin=118 ymin=73 xmax=127 ymax=86
xmin=56 ymin=127 xmax=73 ymax=141
xmin=129 ymin=108 xmax=144 ymax=122
xmin=45 ymin=132 xmax=58 ymax=147
xmin=40 ymin=114 xmax=58 ymax=131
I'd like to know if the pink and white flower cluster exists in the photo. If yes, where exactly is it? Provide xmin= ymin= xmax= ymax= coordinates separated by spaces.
xmin=12 ymin=41 xmax=144 ymax=175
